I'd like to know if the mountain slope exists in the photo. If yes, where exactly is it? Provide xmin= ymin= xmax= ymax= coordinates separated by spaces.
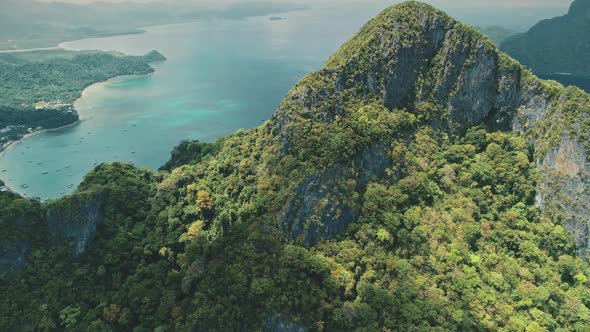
xmin=500 ymin=0 xmax=590 ymax=76
xmin=2 ymin=2 xmax=590 ymax=330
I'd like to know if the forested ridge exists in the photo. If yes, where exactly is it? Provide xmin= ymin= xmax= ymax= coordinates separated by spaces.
xmin=2 ymin=2 xmax=590 ymax=331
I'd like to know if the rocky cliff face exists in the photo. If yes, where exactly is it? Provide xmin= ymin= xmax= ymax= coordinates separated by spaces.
xmin=46 ymin=191 xmax=107 ymax=256
xmin=536 ymin=138 xmax=590 ymax=257
xmin=0 ymin=240 xmax=29 ymax=273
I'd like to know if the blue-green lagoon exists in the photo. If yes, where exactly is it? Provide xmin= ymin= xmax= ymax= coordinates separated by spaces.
xmin=0 ymin=6 xmax=381 ymax=199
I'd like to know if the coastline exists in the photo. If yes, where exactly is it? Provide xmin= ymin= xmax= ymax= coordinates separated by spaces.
xmin=0 ymin=72 xmax=152 ymax=196
xmin=1 ymin=72 xmax=153 ymax=156
xmin=0 ymin=120 xmax=81 ymax=198
xmin=0 ymin=120 xmax=82 ymax=159
xmin=0 ymin=30 xmax=146 ymax=54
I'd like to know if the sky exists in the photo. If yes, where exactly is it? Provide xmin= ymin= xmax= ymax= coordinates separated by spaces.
xmin=38 ymin=0 xmax=572 ymax=8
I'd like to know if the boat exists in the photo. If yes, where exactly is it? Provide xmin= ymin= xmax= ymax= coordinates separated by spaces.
xmin=22 ymin=184 xmax=29 ymax=189
xmin=65 ymin=165 xmax=71 ymax=168
xmin=41 ymin=171 xmax=49 ymax=175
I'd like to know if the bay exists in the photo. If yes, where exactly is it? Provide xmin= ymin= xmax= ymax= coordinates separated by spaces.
xmin=0 ymin=5 xmax=383 ymax=199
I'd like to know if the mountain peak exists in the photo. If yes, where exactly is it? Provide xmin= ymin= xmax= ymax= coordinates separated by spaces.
xmin=325 ymin=1 xmax=457 ymax=69
xmin=569 ymin=0 xmax=590 ymax=17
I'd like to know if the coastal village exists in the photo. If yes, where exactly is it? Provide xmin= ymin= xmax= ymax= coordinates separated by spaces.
xmin=0 ymin=100 xmax=75 ymax=151
xmin=33 ymin=100 xmax=72 ymax=110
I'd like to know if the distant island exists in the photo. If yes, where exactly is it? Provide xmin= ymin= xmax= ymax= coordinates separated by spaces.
xmin=0 ymin=49 xmax=166 ymax=152
xmin=269 ymin=16 xmax=285 ymax=21
xmin=501 ymin=0 xmax=590 ymax=77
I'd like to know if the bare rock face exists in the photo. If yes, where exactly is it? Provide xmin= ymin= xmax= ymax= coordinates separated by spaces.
xmin=537 ymin=139 xmax=590 ymax=257
xmin=280 ymin=141 xmax=391 ymax=246
xmin=47 ymin=191 xmax=107 ymax=256
xmin=0 ymin=240 xmax=29 ymax=273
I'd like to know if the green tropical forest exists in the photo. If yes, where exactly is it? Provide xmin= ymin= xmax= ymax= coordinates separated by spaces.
xmin=2 ymin=1 xmax=590 ymax=331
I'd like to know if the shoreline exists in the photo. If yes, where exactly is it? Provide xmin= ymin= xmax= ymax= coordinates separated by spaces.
xmin=0 ymin=72 xmax=154 ymax=196
xmin=0 ymin=72 xmax=153 ymax=157
xmin=0 ymin=30 xmax=146 ymax=54
xmin=0 ymin=6 xmax=308 ymax=54
xmin=0 ymin=73 xmax=153 ymax=197
xmin=0 ymin=120 xmax=82 ymax=159
xmin=0 ymin=120 xmax=81 ymax=198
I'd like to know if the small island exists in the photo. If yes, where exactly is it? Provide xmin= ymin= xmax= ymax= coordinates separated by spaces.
xmin=269 ymin=16 xmax=285 ymax=21
xmin=0 ymin=49 xmax=166 ymax=152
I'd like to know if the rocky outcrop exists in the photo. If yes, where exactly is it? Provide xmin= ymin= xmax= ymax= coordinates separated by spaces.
xmin=272 ymin=4 xmax=549 ymax=155
xmin=263 ymin=316 xmax=308 ymax=332
xmin=537 ymin=138 xmax=590 ymax=258
xmin=0 ymin=211 xmax=35 ymax=274
xmin=47 ymin=191 xmax=107 ymax=256
xmin=0 ymin=240 xmax=29 ymax=273
xmin=280 ymin=141 xmax=391 ymax=246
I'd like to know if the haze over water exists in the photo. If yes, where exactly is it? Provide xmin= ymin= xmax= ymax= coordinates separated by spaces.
xmin=0 ymin=6 xmax=381 ymax=199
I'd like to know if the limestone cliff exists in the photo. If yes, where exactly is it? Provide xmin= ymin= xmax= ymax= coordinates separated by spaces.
xmin=270 ymin=2 xmax=590 ymax=252
xmin=46 ymin=191 xmax=107 ymax=256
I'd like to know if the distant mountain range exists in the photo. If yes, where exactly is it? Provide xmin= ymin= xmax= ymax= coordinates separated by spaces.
xmin=501 ymin=0 xmax=590 ymax=76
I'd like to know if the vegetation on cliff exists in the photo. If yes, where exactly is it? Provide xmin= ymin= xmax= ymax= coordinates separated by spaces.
xmin=2 ymin=2 xmax=590 ymax=331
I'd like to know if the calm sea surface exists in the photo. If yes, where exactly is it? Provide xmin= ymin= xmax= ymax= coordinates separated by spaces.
xmin=0 ymin=5 xmax=384 ymax=199
xmin=539 ymin=74 xmax=590 ymax=93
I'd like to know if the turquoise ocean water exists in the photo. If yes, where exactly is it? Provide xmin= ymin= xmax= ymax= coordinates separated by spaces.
xmin=0 ymin=6 xmax=382 ymax=199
